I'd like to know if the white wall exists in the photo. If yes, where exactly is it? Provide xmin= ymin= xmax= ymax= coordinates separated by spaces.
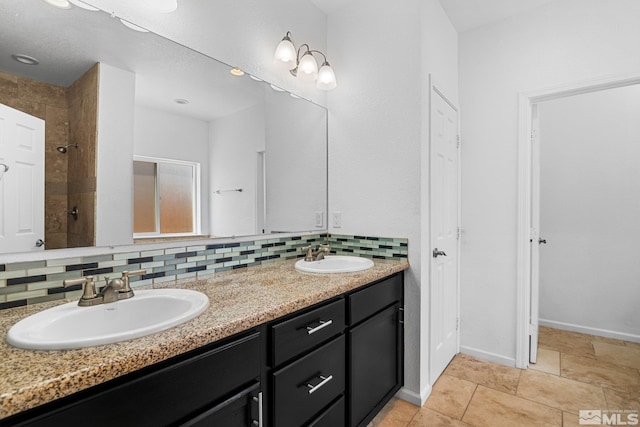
xmin=209 ymin=104 xmax=265 ymax=237
xmin=88 ymin=0 xmax=328 ymax=106
xmin=459 ymin=0 xmax=640 ymax=364
xmin=95 ymin=63 xmax=135 ymax=246
xmin=326 ymin=0 xmax=458 ymax=403
xmin=134 ymin=105 xmax=210 ymax=235
xmin=538 ymin=84 xmax=640 ymax=340
xmin=264 ymin=91 xmax=327 ymax=233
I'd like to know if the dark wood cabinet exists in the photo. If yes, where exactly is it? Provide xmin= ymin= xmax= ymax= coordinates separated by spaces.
xmin=347 ymin=274 xmax=404 ymax=427
xmin=5 ymin=330 xmax=263 ymax=427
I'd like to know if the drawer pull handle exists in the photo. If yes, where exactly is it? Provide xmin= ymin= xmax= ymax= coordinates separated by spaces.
xmin=306 ymin=320 xmax=333 ymax=335
xmin=307 ymin=375 xmax=333 ymax=394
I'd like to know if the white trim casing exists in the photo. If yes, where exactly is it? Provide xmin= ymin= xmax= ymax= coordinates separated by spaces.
xmin=515 ymin=72 xmax=640 ymax=369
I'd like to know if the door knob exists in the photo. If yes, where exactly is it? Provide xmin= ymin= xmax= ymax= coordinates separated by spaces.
xmin=35 ymin=239 xmax=45 ymax=247
xmin=538 ymin=238 xmax=547 ymax=245
xmin=433 ymin=248 xmax=447 ymax=258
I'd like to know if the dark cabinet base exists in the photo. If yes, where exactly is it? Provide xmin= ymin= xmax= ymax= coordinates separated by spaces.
xmin=348 ymin=304 xmax=402 ymax=427
xmin=5 ymin=331 xmax=262 ymax=427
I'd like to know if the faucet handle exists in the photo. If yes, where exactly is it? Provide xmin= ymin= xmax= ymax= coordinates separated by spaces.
xmin=302 ymin=245 xmax=314 ymax=261
xmin=121 ymin=269 xmax=147 ymax=292
xmin=64 ymin=275 xmax=97 ymax=300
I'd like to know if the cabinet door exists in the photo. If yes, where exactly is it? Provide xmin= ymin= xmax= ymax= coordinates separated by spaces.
xmin=180 ymin=382 xmax=261 ymax=427
xmin=348 ymin=304 xmax=402 ymax=427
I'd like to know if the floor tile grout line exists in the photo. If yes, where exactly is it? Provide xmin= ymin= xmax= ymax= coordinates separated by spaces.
xmin=459 ymin=383 xmax=479 ymax=423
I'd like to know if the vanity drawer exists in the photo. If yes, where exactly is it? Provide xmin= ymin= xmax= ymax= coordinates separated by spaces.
xmin=308 ymin=396 xmax=346 ymax=427
xmin=271 ymin=298 xmax=345 ymax=366
xmin=348 ymin=273 xmax=402 ymax=326
xmin=272 ymin=335 xmax=345 ymax=427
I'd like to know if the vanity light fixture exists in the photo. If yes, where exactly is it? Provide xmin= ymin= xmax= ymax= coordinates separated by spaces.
xmin=274 ymin=31 xmax=337 ymax=90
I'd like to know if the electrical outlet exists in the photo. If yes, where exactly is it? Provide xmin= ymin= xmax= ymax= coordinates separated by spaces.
xmin=332 ymin=211 xmax=342 ymax=228
xmin=315 ymin=211 xmax=324 ymax=227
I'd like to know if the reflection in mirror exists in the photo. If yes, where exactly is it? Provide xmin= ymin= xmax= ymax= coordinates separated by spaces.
xmin=0 ymin=0 xmax=327 ymax=255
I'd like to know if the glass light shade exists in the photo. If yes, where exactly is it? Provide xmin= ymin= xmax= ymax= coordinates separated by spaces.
xmin=316 ymin=63 xmax=337 ymax=90
xmin=297 ymin=52 xmax=318 ymax=82
xmin=274 ymin=39 xmax=297 ymax=70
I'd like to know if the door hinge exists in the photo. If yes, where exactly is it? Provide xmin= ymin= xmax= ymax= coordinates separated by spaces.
xmin=456 ymin=318 xmax=459 ymax=331
xmin=456 ymin=135 xmax=461 ymax=148
xmin=529 ymin=324 xmax=536 ymax=335
xmin=530 ymin=129 xmax=537 ymax=142
xmin=456 ymin=227 xmax=461 ymax=240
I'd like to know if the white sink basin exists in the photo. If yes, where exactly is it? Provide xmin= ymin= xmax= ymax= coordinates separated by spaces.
xmin=295 ymin=255 xmax=374 ymax=273
xmin=6 ymin=289 xmax=209 ymax=350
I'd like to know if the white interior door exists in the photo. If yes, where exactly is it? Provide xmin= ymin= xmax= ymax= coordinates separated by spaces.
xmin=529 ymin=105 xmax=541 ymax=364
xmin=0 ymin=103 xmax=45 ymax=253
xmin=430 ymin=87 xmax=460 ymax=381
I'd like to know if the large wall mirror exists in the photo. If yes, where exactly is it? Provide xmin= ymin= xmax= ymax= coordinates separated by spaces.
xmin=0 ymin=0 xmax=327 ymax=256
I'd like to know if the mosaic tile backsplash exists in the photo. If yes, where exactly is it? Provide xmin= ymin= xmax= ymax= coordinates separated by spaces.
xmin=0 ymin=233 xmax=408 ymax=310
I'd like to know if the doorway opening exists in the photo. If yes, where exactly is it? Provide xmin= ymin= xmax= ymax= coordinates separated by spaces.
xmin=515 ymin=73 xmax=640 ymax=369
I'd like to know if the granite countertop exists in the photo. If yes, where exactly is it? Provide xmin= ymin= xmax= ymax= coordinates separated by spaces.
xmin=0 ymin=258 xmax=408 ymax=419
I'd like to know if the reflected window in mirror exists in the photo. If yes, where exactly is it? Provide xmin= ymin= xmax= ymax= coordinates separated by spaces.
xmin=133 ymin=157 xmax=201 ymax=238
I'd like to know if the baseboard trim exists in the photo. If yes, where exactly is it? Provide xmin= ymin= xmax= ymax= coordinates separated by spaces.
xmin=396 ymin=384 xmax=431 ymax=407
xmin=539 ymin=319 xmax=640 ymax=343
xmin=460 ymin=345 xmax=516 ymax=367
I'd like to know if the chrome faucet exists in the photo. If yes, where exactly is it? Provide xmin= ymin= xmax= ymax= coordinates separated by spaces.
xmin=302 ymin=244 xmax=331 ymax=262
xmin=63 ymin=270 xmax=146 ymax=307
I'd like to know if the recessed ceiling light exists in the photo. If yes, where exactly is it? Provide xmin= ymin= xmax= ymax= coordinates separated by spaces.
xmin=68 ymin=0 xmax=99 ymax=11
xmin=11 ymin=54 xmax=40 ymax=65
xmin=119 ymin=19 xmax=149 ymax=33
xmin=174 ymin=98 xmax=189 ymax=105
xmin=42 ymin=0 xmax=71 ymax=9
xmin=230 ymin=68 xmax=245 ymax=77
xmin=249 ymin=75 xmax=263 ymax=82
xmin=290 ymin=93 xmax=301 ymax=99
xmin=270 ymin=84 xmax=285 ymax=92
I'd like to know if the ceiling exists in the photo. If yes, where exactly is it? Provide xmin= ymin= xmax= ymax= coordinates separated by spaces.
xmin=311 ymin=0 xmax=561 ymax=33
xmin=438 ymin=0 xmax=561 ymax=33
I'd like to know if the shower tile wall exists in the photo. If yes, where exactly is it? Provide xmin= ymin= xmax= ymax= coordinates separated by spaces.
xmin=67 ymin=63 xmax=98 ymax=248
xmin=0 ymin=233 xmax=408 ymax=310
xmin=0 ymin=71 xmax=70 ymax=249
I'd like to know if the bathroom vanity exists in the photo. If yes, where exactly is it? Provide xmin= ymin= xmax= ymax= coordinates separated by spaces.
xmin=0 ymin=259 xmax=406 ymax=427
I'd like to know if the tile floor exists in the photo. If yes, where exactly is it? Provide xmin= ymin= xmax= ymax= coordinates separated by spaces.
xmin=369 ymin=327 xmax=640 ymax=426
